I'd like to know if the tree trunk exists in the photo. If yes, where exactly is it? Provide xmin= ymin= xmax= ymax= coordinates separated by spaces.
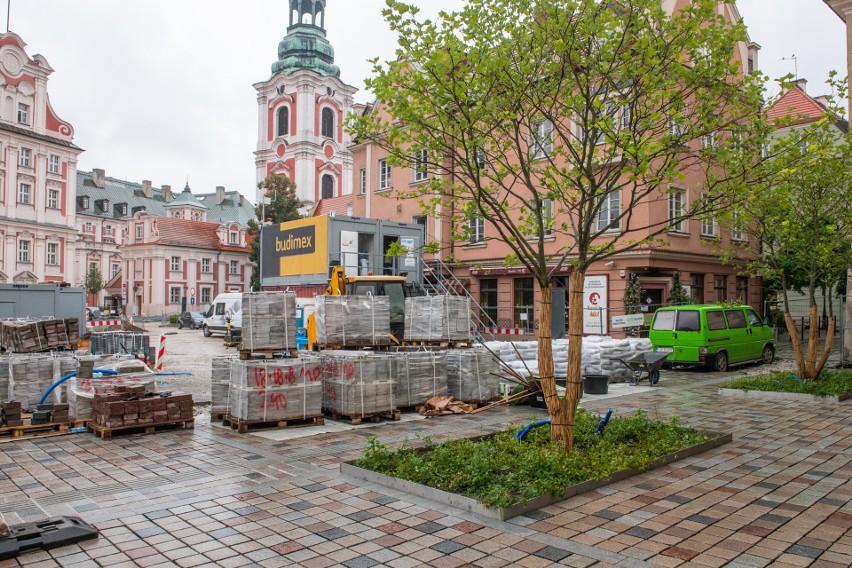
xmin=806 ymin=304 xmax=819 ymax=379
xmin=814 ymin=316 xmax=835 ymax=377
xmin=537 ymin=283 xmax=559 ymax=431
xmin=784 ymin=312 xmax=808 ymax=379
xmin=556 ymin=270 xmax=586 ymax=453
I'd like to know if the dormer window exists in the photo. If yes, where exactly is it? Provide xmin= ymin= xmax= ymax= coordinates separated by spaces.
xmin=132 ymin=205 xmax=146 ymax=215
xmin=96 ymin=199 xmax=110 ymax=213
xmin=77 ymin=196 xmax=90 ymax=210
xmin=114 ymin=203 xmax=128 ymax=216
xmin=229 ymin=230 xmax=239 ymax=245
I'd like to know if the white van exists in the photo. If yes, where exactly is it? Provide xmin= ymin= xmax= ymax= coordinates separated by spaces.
xmin=202 ymin=292 xmax=243 ymax=337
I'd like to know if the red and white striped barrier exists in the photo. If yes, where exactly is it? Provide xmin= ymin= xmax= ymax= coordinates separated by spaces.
xmin=485 ymin=327 xmax=528 ymax=335
xmin=86 ymin=319 xmax=122 ymax=328
xmin=155 ymin=334 xmax=166 ymax=370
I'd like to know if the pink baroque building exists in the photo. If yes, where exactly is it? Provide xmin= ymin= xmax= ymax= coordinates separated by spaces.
xmin=254 ymin=0 xmax=360 ymax=207
xmin=0 ymin=32 xmax=81 ymax=285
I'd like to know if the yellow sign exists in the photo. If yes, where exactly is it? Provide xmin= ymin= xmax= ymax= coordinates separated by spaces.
xmin=263 ymin=216 xmax=329 ymax=277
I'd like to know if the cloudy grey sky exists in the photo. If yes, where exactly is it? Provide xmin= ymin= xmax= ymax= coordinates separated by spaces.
xmin=8 ymin=0 xmax=846 ymax=203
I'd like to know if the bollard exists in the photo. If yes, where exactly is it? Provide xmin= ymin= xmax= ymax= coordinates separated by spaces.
xmin=155 ymin=334 xmax=166 ymax=370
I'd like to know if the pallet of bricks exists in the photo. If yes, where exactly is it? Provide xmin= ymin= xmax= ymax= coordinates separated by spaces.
xmin=0 ymin=401 xmax=70 ymax=438
xmin=224 ymin=356 xmax=324 ymax=432
xmin=0 ymin=318 xmax=80 ymax=353
xmin=314 ymin=296 xmax=391 ymax=349
xmin=404 ymin=296 xmax=472 ymax=346
xmin=89 ymin=386 xmax=194 ymax=439
xmin=446 ymin=347 xmax=500 ymax=407
xmin=240 ymin=292 xmax=297 ymax=359
xmin=68 ymin=372 xmax=158 ymax=425
xmin=210 ymin=355 xmax=237 ymax=422
xmin=321 ymin=352 xmax=399 ymax=424
xmin=393 ymin=350 xmax=449 ymax=411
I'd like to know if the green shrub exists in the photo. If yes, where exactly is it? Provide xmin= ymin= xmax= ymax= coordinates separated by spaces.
xmin=169 ymin=314 xmax=179 ymax=324
xmin=355 ymin=409 xmax=710 ymax=508
xmin=722 ymin=370 xmax=852 ymax=397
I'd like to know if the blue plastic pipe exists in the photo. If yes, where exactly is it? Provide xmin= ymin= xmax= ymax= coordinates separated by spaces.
xmin=596 ymin=408 xmax=613 ymax=434
xmin=38 ymin=369 xmax=119 ymax=405
xmin=516 ymin=420 xmax=551 ymax=442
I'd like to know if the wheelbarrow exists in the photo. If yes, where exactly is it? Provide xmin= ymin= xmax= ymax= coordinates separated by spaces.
xmin=619 ymin=351 xmax=669 ymax=386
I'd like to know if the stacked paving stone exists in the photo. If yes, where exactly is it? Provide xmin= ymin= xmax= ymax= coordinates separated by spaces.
xmin=241 ymin=292 xmax=297 ymax=352
xmin=8 ymin=356 xmax=60 ymax=411
xmin=89 ymin=333 xmax=149 ymax=356
xmin=321 ymin=352 xmax=396 ymax=417
xmin=314 ymin=296 xmax=391 ymax=347
xmin=68 ymin=375 xmax=158 ymax=421
xmin=0 ymin=318 xmax=79 ymax=353
xmin=0 ymin=355 xmax=9 ymax=403
xmin=211 ymin=355 xmax=237 ymax=418
xmin=92 ymin=386 xmax=193 ymax=428
xmin=404 ymin=296 xmax=471 ymax=342
xmin=1 ymin=401 xmax=22 ymax=427
xmin=395 ymin=351 xmax=449 ymax=407
xmin=228 ymin=357 xmax=323 ymax=422
xmin=446 ymin=348 xmax=500 ymax=403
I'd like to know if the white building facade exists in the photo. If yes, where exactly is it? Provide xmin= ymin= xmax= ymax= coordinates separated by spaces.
xmin=0 ymin=33 xmax=82 ymax=285
xmin=254 ymin=0 xmax=358 ymax=206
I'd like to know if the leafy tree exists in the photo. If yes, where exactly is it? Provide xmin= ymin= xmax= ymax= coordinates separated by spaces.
xmin=248 ymin=174 xmax=303 ymax=290
xmin=725 ymin=75 xmax=852 ymax=379
xmin=351 ymin=0 xmax=765 ymax=450
xmin=84 ymin=266 xmax=104 ymax=305
xmin=623 ymin=273 xmax=642 ymax=315
xmin=669 ymin=272 xmax=690 ymax=305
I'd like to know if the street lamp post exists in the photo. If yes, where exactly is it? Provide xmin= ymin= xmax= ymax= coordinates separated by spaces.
xmin=258 ymin=192 xmax=271 ymax=291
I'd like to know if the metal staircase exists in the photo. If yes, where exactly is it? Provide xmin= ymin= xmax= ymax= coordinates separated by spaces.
xmin=414 ymin=256 xmax=497 ymax=343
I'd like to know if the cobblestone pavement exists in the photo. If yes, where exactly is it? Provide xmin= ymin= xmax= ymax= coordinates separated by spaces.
xmin=0 ymin=367 xmax=849 ymax=568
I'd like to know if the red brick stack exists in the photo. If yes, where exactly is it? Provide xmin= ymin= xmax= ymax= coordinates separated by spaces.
xmin=92 ymin=386 xmax=193 ymax=429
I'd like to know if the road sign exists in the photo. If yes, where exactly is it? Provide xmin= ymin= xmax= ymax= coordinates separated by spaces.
xmin=190 ymin=297 xmax=195 ymax=306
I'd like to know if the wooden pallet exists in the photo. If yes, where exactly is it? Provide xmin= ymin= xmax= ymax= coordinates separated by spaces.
xmin=88 ymin=420 xmax=194 ymax=440
xmin=210 ymin=410 xmax=228 ymax=423
xmin=325 ymin=409 xmax=401 ymax=426
xmin=238 ymin=349 xmax=299 ymax=360
xmin=0 ymin=421 xmax=69 ymax=438
xmin=396 ymin=404 xmax=427 ymax=414
xmin=222 ymin=414 xmax=324 ymax=433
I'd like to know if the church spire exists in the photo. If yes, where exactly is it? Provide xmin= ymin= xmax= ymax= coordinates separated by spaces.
xmin=273 ymin=0 xmax=340 ymax=78
xmin=289 ymin=0 xmax=326 ymax=31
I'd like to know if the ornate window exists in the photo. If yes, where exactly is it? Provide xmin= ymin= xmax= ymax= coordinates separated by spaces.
xmin=277 ymin=106 xmax=289 ymax=136
xmin=321 ymin=107 xmax=334 ymax=139
xmin=17 ymin=103 xmax=29 ymax=125
xmin=18 ymin=183 xmax=31 ymax=204
xmin=47 ymin=188 xmax=60 ymax=209
xmin=46 ymin=243 xmax=58 ymax=266
xmin=321 ymin=174 xmax=334 ymax=199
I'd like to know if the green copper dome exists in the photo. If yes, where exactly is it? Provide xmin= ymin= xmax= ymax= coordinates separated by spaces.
xmin=272 ymin=0 xmax=340 ymax=78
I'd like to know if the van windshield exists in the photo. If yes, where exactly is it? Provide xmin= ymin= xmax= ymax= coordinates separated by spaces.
xmin=676 ymin=310 xmax=701 ymax=332
xmin=215 ymin=303 xmax=225 ymax=316
xmin=652 ymin=311 xmax=675 ymax=331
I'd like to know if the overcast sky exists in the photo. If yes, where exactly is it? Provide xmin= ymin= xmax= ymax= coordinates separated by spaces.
xmin=8 ymin=0 xmax=847 ymax=204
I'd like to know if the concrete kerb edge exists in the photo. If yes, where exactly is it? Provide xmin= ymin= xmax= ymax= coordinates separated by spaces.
xmin=717 ymin=388 xmax=852 ymax=403
xmin=340 ymin=431 xmax=733 ymax=522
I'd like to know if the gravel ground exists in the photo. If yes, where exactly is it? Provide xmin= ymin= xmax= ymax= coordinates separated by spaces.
xmin=140 ymin=323 xmax=238 ymax=402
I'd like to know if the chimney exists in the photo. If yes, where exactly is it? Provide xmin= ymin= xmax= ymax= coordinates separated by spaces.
xmin=795 ymin=78 xmax=808 ymax=93
xmin=92 ymin=168 xmax=106 ymax=189
xmin=239 ymin=194 xmax=246 ymax=207
xmin=142 ymin=180 xmax=153 ymax=199
xmin=162 ymin=185 xmax=173 ymax=202
xmin=216 ymin=186 xmax=226 ymax=205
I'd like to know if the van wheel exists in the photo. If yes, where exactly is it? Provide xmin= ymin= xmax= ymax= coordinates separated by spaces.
xmin=203 ymin=325 xmax=212 ymax=337
xmin=762 ymin=345 xmax=775 ymax=365
xmin=714 ymin=351 xmax=729 ymax=372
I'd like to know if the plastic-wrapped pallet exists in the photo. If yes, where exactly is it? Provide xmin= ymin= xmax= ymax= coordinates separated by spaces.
xmin=396 ymin=351 xmax=448 ymax=407
xmin=404 ymin=296 xmax=471 ymax=342
xmin=90 ymin=332 xmax=149 ymax=356
xmin=0 ymin=355 xmax=9 ymax=402
xmin=241 ymin=292 xmax=297 ymax=352
xmin=321 ymin=352 xmax=397 ymax=417
xmin=228 ymin=358 xmax=323 ymax=422
xmin=68 ymin=374 xmax=159 ymax=420
xmin=211 ymin=355 xmax=237 ymax=417
xmin=446 ymin=348 xmax=500 ymax=403
xmin=315 ymin=295 xmax=390 ymax=347
xmin=8 ymin=356 xmax=60 ymax=411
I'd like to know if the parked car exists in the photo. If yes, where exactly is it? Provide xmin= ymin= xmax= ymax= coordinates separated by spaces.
xmin=177 ymin=311 xmax=205 ymax=330
xmin=648 ymin=304 xmax=775 ymax=372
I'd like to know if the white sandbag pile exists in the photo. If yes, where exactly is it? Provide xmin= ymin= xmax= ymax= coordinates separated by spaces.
xmin=228 ymin=357 xmax=323 ymax=422
xmin=446 ymin=348 xmax=500 ymax=403
xmin=241 ymin=292 xmax=297 ymax=352
xmin=395 ymin=351 xmax=448 ymax=407
xmin=314 ymin=295 xmax=391 ymax=347
xmin=404 ymin=296 xmax=471 ymax=342
xmin=321 ymin=352 xmax=396 ymax=417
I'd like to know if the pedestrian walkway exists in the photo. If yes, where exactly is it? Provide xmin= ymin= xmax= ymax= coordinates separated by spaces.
xmin=0 ymin=367 xmax=849 ymax=567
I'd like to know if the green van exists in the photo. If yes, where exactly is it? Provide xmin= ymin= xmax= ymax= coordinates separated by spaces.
xmin=648 ymin=304 xmax=775 ymax=372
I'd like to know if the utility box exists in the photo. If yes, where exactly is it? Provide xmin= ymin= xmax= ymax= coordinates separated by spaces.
xmin=0 ymin=284 xmax=86 ymax=335
xmin=260 ymin=215 xmax=425 ymax=288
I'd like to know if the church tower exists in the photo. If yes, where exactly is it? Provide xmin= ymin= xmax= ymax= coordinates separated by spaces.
xmin=254 ymin=0 xmax=357 ymax=206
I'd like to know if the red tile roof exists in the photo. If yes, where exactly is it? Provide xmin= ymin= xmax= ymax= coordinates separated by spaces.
xmin=123 ymin=218 xmax=249 ymax=252
xmin=313 ymin=195 xmax=353 ymax=217
xmin=766 ymin=86 xmax=829 ymax=127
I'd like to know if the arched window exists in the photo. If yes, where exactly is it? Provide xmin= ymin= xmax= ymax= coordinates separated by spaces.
xmin=321 ymin=107 xmax=334 ymax=139
xmin=321 ymin=174 xmax=334 ymax=199
xmin=277 ymin=106 xmax=289 ymax=137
